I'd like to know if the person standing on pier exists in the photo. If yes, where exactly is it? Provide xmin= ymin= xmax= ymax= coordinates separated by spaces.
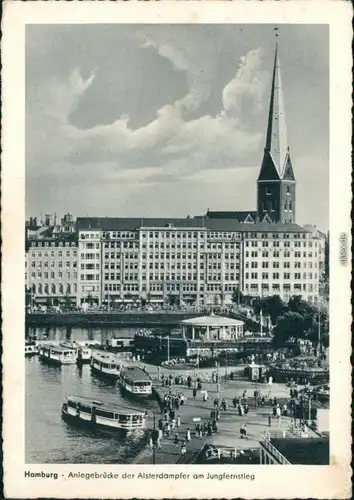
xmin=181 ymin=441 xmax=186 ymax=455
xmin=174 ymin=433 xmax=179 ymax=448
xmin=186 ymin=429 xmax=191 ymax=442
xmin=192 ymin=388 xmax=197 ymax=400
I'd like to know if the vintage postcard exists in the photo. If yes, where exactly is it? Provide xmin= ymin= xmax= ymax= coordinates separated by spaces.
xmin=2 ymin=1 xmax=352 ymax=498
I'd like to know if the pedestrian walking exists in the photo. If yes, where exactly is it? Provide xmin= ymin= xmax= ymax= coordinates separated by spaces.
xmin=176 ymin=414 xmax=181 ymax=427
xmin=232 ymin=397 xmax=237 ymax=408
xmin=212 ymin=419 xmax=218 ymax=433
xmin=244 ymin=405 xmax=249 ymax=416
xmin=193 ymin=388 xmax=197 ymax=399
xmin=186 ymin=429 xmax=191 ymax=442
xmin=268 ymin=414 xmax=272 ymax=427
xmin=171 ymin=418 xmax=176 ymax=430
xmin=207 ymin=421 xmax=213 ymax=436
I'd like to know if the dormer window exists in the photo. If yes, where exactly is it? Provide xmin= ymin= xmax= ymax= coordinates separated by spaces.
xmin=266 ymin=187 xmax=272 ymax=195
xmin=286 ymin=186 xmax=290 ymax=195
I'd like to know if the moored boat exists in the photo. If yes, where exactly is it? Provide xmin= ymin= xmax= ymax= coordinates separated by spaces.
xmin=25 ymin=341 xmax=38 ymax=357
xmin=90 ymin=351 xmax=122 ymax=379
xmin=61 ymin=395 xmax=147 ymax=431
xmin=77 ymin=345 xmax=92 ymax=364
xmin=38 ymin=344 xmax=77 ymax=365
xmin=119 ymin=366 xmax=153 ymax=396
xmin=59 ymin=341 xmax=92 ymax=364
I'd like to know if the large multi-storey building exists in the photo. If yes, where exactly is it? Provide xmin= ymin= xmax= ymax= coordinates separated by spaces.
xmin=73 ymin=217 xmax=320 ymax=307
xmin=26 ymin=235 xmax=78 ymax=306
xmin=25 ymin=44 xmax=325 ymax=308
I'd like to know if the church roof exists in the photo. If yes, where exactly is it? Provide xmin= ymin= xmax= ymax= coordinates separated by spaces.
xmin=259 ymin=43 xmax=294 ymax=182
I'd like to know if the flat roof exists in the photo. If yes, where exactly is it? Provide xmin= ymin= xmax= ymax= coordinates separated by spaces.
xmin=91 ymin=352 xmax=122 ymax=363
xmin=67 ymin=396 xmax=146 ymax=415
xmin=269 ymin=438 xmax=329 ymax=465
xmin=76 ymin=217 xmax=309 ymax=234
xmin=181 ymin=315 xmax=244 ymax=327
xmin=121 ymin=366 xmax=151 ymax=382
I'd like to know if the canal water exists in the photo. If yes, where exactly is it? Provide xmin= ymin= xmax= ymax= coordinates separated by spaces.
xmin=25 ymin=326 xmax=163 ymax=464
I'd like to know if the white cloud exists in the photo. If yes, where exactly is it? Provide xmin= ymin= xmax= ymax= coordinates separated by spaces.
xmin=223 ymin=48 xmax=267 ymax=117
xmin=27 ymin=46 xmax=268 ymax=193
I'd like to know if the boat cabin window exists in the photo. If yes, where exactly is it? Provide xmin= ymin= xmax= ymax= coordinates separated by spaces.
xmin=67 ymin=400 xmax=77 ymax=409
xmin=96 ymin=409 xmax=114 ymax=419
xmin=134 ymin=381 xmax=151 ymax=387
xmin=118 ymin=414 xmax=131 ymax=423
xmin=78 ymin=404 xmax=91 ymax=413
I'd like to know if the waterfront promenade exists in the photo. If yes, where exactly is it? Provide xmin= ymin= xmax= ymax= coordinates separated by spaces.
xmin=134 ymin=364 xmax=296 ymax=465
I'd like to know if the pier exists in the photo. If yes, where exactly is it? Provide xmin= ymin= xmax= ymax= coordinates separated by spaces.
xmin=134 ymin=365 xmax=300 ymax=465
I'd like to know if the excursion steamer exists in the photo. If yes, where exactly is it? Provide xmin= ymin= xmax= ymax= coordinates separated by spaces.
xmin=119 ymin=367 xmax=153 ymax=397
xmin=38 ymin=344 xmax=77 ymax=365
xmin=61 ymin=396 xmax=147 ymax=432
xmin=90 ymin=352 xmax=122 ymax=380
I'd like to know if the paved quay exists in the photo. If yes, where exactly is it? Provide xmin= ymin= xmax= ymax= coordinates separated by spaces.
xmin=134 ymin=364 xmax=296 ymax=464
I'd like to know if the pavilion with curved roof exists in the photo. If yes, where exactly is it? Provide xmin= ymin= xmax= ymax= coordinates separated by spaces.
xmin=181 ymin=314 xmax=244 ymax=342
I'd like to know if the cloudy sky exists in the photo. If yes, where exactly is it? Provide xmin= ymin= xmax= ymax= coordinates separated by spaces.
xmin=26 ymin=24 xmax=329 ymax=230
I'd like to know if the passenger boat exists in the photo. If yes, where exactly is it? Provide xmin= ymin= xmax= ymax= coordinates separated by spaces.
xmin=60 ymin=341 xmax=92 ymax=364
xmin=90 ymin=352 xmax=122 ymax=379
xmin=38 ymin=344 xmax=77 ymax=365
xmin=25 ymin=341 xmax=38 ymax=357
xmin=119 ymin=366 xmax=153 ymax=396
xmin=61 ymin=395 xmax=147 ymax=431
xmin=77 ymin=345 xmax=92 ymax=364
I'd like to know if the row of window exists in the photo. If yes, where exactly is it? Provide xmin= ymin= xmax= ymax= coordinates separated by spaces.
xmin=244 ymin=232 xmax=309 ymax=239
xmin=245 ymin=250 xmax=317 ymax=257
xmin=29 ymin=261 xmax=77 ymax=268
xmin=245 ymin=272 xmax=317 ymax=280
xmin=30 ymin=241 xmax=76 ymax=247
xmin=28 ymin=271 xmax=77 ymax=280
xmin=31 ymin=283 xmax=77 ymax=294
xmin=29 ymin=250 xmax=77 ymax=257
xmin=245 ymin=261 xmax=317 ymax=269
xmin=245 ymin=241 xmax=316 ymax=248
xmin=245 ymin=283 xmax=317 ymax=293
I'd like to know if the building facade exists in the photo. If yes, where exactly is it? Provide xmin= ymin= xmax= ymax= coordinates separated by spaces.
xmin=26 ymin=236 xmax=78 ymax=306
xmin=25 ymin=45 xmax=325 ymax=309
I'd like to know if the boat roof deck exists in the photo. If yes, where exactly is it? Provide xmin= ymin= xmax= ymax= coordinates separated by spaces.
xmin=42 ymin=344 xmax=76 ymax=352
xmin=91 ymin=351 xmax=122 ymax=363
xmin=121 ymin=366 xmax=151 ymax=382
xmin=66 ymin=395 xmax=146 ymax=415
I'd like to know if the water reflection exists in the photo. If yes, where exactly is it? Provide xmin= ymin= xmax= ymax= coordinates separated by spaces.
xmin=26 ymin=326 xmax=160 ymax=464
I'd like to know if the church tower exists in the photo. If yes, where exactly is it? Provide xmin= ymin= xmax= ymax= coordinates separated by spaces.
xmin=257 ymin=42 xmax=296 ymax=224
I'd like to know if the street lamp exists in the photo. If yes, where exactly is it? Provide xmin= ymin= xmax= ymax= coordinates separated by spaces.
xmin=145 ymin=409 xmax=157 ymax=465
